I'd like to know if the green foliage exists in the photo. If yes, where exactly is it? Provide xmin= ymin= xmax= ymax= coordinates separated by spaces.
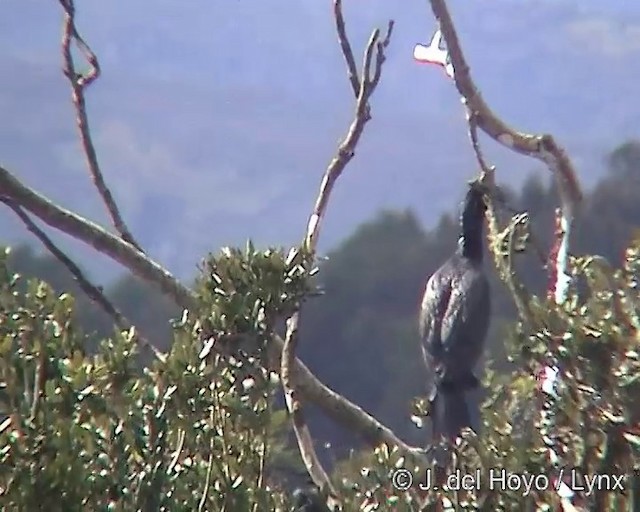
xmin=5 ymin=139 xmax=640 ymax=462
xmin=446 ymin=233 xmax=640 ymax=510
xmin=315 ymin=234 xmax=640 ymax=511
xmin=0 ymin=245 xmax=311 ymax=511
xmin=195 ymin=243 xmax=316 ymax=352
xmin=2 ymin=141 xmax=640 ymax=510
xmin=0 ymin=232 xmax=638 ymax=510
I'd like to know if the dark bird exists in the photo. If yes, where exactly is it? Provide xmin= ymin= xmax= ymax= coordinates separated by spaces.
xmin=419 ymin=181 xmax=491 ymax=444
xmin=292 ymin=478 xmax=331 ymax=512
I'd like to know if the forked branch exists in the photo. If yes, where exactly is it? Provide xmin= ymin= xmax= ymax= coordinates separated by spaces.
xmin=422 ymin=0 xmax=584 ymax=508
xmin=2 ymin=198 xmax=165 ymax=363
xmin=0 ymin=164 xmax=194 ymax=310
xmin=0 ymin=163 xmax=429 ymax=471
xmin=280 ymin=0 xmax=394 ymax=506
xmin=58 ymin=0 xmax=141 ymax=250
xmin=0 ymin=0 xmax=427 ymax=495
xmin=426 ymin=0 xmax=581 ymax=216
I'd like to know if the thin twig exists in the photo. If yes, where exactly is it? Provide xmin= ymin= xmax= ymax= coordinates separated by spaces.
xmin=3 ymin=199 xmax=165 ymax=362
xmin=252 ymin=431 xmax=268 ymax=512
xmin=252 ymin=392 xmax=271 ymax=512
xmin=58 ymin=0 xmax=141 ymax=250
xmin=167 ymin=429 xmax=186 ymax=475
xmin=369 ymin=22 xmax=394 ymax=91
xmin=467 ymin=111 xmax=493 ymax=176
xmin=30 ymin=349 xmax=46 ymax=422
xmin=199 ymin=425 xmax=216 ymax=512
xmin=281 ymin=1 xmax=394 ymax=507
xmin=333 ymin=0 xmax=360 ymax=97
xmin=470 ymin=116 xmax=548 ymax=266
xmin=0 ymin=164 xmax=193 ymax=309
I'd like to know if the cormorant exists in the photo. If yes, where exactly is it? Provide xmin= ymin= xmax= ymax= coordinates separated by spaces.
xmin=292 ymin=479 xmax=331 ymax=512
xmin=419 ymin=181 xmax=491 ymax=444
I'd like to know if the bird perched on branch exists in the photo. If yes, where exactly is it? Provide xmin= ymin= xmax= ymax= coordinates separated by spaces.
xmin=419 ymin=180 xmax=491 ymax=444
xmin=292 ymin=479 xmax=331 ymax=512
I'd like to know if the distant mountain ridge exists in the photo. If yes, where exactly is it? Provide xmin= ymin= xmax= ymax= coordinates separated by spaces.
xmin=1 ymin=0 xmax=639 ymax=279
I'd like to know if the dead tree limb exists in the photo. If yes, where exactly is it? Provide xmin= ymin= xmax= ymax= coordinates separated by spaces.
xmin=2 ymin=198 xmax=165 ymax=363
xmin=426 ymin=0 xmax=581 ymax=214
xmin=0 ymin=1 xmax=428 ymax=494
xmin=0 ymin=165 xmax=428 ymax=466
xmin=0 ymin=164 xmax=193 ymax=310
xmin=420 ymin=1 xmax=584 ymax=509
xmin=280 ymin=1 xmax=394 ymax=505
xmin=58 ymin=0 xmax=141 ymax=251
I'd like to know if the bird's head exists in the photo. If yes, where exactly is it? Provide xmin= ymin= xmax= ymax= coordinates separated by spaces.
xmin=461 ymin=180 xmax=488 ymax=227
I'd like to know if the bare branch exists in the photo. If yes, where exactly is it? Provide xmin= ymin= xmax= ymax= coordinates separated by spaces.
xmin=0 ymin=165 xmax=195 ymax=311
xmin=30 ymin=346 xmax=46 ymax=422
xmin=0 ymin=163 xmax=429 ymax=466
xmin=423 ymin=1 xmax=584 ymax=509
xmin=369 ymin=22 xmax=394 ymax=90
xmin=281 ymin=317 xmax=338 ymax=506
xmin=333 ymin=0 xmax=360 ymax=97
xmin=467 ymin=112 xmax=493 ymax=177
xmin=3 ymin=199 xmax=165 ymax=362
xmin=333 ymin=1 xmax=393 ymax=101
xmin=281 ymin=2 xmax=394 ymax=505
xmin=427 ymin=0 xmax=581 ymax=213
xmin=280 ymin=337 xmax=426 ymax=461
xmin=470 ymin=118 xmax=548 ymax=267
xmin=58 ymin=0 xmax=141 ymax=251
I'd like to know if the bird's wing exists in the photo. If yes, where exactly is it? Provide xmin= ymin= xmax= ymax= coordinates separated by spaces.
xmin=419 ymin=264 xmax=455 ymax=392
xmin=438 ymin=269 xmax=491 ymax=381
xmin=419 ymin=264 xmax=453 ymax=349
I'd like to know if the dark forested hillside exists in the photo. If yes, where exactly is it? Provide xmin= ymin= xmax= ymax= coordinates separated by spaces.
xmin=5 ymin=139 xmax=640 ymax=464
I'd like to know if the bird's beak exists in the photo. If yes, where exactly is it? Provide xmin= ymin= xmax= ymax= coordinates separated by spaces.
xmin=467 ymin=179 xmax=490 ymax=199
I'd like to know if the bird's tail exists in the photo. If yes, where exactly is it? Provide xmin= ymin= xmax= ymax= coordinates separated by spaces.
xmin=429 ymin=384 xmax=480 ymax=444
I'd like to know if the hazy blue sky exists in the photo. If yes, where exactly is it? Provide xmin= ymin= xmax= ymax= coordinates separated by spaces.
xmin=1 ymin=0 xmax=639 ymax=279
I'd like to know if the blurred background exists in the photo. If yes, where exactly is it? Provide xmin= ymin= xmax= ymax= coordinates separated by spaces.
xmin=2 ymin=0 xmax=639 ymax=465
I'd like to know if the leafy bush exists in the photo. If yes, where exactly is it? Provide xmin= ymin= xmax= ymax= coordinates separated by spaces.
xmin=0 ymin=245 xmax=308 ymax=511
xmin=1 ymin=231 xmax=639 ymax=511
